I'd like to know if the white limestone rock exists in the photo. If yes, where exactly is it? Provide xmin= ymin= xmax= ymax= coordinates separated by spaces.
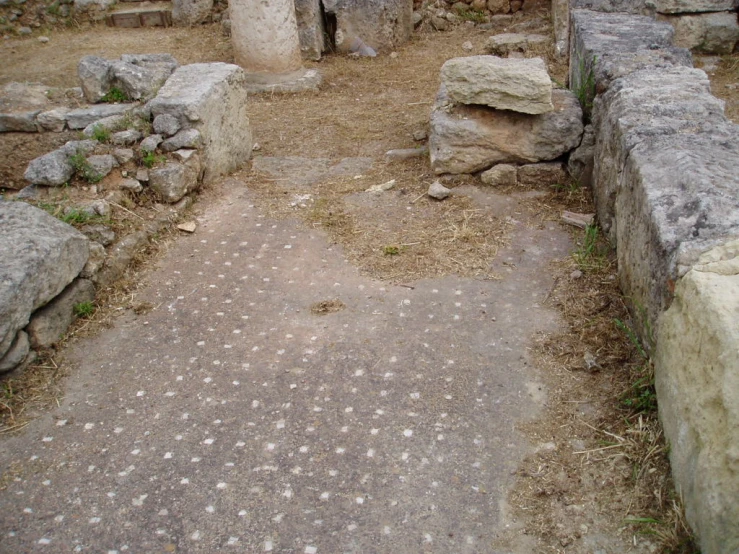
xmin=440 ymin=56 xmax=553 ymax=114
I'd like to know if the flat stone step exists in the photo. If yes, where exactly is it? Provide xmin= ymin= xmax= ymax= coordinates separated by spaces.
xmin=105 ymin=3 xmax=172 ymax=28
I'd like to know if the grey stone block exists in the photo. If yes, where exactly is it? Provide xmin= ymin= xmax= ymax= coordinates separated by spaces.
xmin=323 ymin=0 xmax=413 ymax=54
xmin=149 ymin=155 xmax=201 ymax=203
xmin=0 ymin=331 xmax=30 ymax=374
xmin=0 ymin=201 xmax=89 ymax=360
xmin=78 ymin=55 xmax=113 ymax=103
xmin=654 ymin=0 xmax=737 ymax=14
xmin=658 ymin=12 xmax=739 ymax=55
xmin=295 ymin=0 xmax=325 ymax=61
xmin=147 ymin=63 xmax=252 ymax=182
xmin=65 ymin=103 xmax=134 ymax=130
xmin=614 ymin=123 xmax=739 ymax=338
xmin=569 ymin=10 xmax=692 ymax=98
xmin=591 ymin=66 xmax=727 ymax=240
xmin=26 ymin=278 xmax=96 ymax=349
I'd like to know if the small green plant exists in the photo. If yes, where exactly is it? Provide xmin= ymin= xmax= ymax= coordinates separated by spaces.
xmin=141 ymin=151 xmax=165 ymax=168
xmin=101 ymin=87 xmax=129 ymax=103
xmin=456 ymin=8 xmax=487 ymax=23
xmin=60 ymin=208 xmax=97 ymax=225
xmin=90 ymin=124 xmax=110 ymax=143
xmin=73 ymin=301 xmax=95 ymax=318
xmin=69 ymin=151 xmax=103 ymax=183
xmin=383 ymin=245 xmax=400 ymax=256
xmin=573 ymin=224 xmax=607 ymax=271
xmin=46 ymin=1 xmax=61 ymax=16
xmin=552 ymin=179 xmax=582 ymax=195
xmin=572 ymin=56 xmax=596 ymax=119
xmin=615 ymin=318 xmax=657 ymax=413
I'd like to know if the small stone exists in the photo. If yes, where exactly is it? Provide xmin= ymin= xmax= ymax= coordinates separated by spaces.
xmin=462 ymin=41 xmax=473 ymax=52
xmin=480 ymin=164 xmax=517 ymax=186
xmin=136 ymin=168 xmax=149 ymax=182
xmin=152 ymin=114 xmax=180 ymax=137
xmin=81 ymin=242 xmax=106 ymax=278
xmin=112 ymin=148 xmax=135 ymax=164
xmin=428 ymin=181 xmax=451 ymax=200
xmin=140 ymin=134 xmax=163 ymax=153
xmin=172 ymin=149 xmax=197 ymax=162
xmin=160 ymin=129 xmax=201 ymax=152
xmin=37 ymin=36 xmax=49 ymax=43
xmin=119 ymin=178 xmax=143 ymax=193
xmin=18 ymin=26 xmax=32 ymax=35
xmin=79 ymin=224 xmax=115 ymax=246
xmin=86 ymin=154 xmax=117 ymax=180
xmin=390 ymin=52 xmax=399 ymax=59
xmin=365 ymin=179 xmax=396 ymax=193
xmin=385 ymin=147 xmax=428 ymax=162
xmin=110 ymin=129 xmax=143 ymax=146
xmin=570 ymin=270 xmax=583 ymax=279
xmin=177 ymin=221 xmax=197 ymax=233
xmin=412 ymin=130 xmax=428 ymax=142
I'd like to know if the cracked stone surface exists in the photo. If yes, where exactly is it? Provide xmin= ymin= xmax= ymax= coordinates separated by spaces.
xmin=0 ymin=176 xmax=570 ymax=553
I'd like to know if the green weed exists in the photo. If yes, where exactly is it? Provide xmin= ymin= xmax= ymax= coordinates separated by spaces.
xmin=69 ymin=151 xmax=103 ymax=184
xmin=90 ymin=124 xmax=110 ymax=143
xmin=573 ymin=224 xmax=607 ymax=271
xmin=101 ymin=87 xmax=129 ymax=103
xmin=572 ymin=56 xmax=596 ymax=119
xmin=456 ymin=8 xmax=487 ymax=23
xmin=73 ymin=301 xmax=95 ymax=318
xmin=383 ymin=245 xmax=400 ymax=256
xmin=141 ymin=151 xmax=165 ymax=168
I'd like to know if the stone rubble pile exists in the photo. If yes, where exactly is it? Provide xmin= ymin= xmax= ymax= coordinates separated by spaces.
xmin=429 ymin=55 xmax=584 ymax=180
xmin=0 ymin=54 xmax=254 ymax=376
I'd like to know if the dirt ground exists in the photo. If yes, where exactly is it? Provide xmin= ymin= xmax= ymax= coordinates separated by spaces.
xmin=0 ymin=9 xmax=711 ymax=553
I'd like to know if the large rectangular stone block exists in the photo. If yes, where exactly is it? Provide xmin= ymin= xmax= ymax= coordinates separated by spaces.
xmin=323 ymin=0 xmax=412 ymax=53
xmin=295 ymin=0 xmax=325 ymax=61
xmin=591 ymin=66 xmax=727 ymax=241
xmin=654 ymin=0 xmax=738 ymax=14
xmin=655 ymin=241 xmax=739 ymax=554
xmin=613 ymin=124 xmax=739 ymax=337
xmin=569 ymin=10 xmax=692 ymax=98
xmin=658 ymin=11 xmax=739 ymax=55
xmin=147 ymin=63 xmax=252 ymax=182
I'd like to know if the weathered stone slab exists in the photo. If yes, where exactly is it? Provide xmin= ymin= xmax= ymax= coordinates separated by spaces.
xmin=295 ymin=0 xmax=325 ymax=61
xmin=591 ymin=66 xmax=727 ymax=240
xmin=441 ymin=56 xmax=553 ymax=114
xmin=111 ymin=56 xmax=178 ymax=101
xmin=614 ymin=123 xmax=739 ymax=338
xmin=654 ymin=240 xmax=739 ymax=554
xmin=572 ymin=0 xmax=651 ymax=12
xmin=37 ymin=108 xmax=70 ymax=132
xmin=658 ymin=12 xmax=739 ymax=55
xmin=484 ymin=33 xmax=548 ymax=56
xmin=153 ymin=113 xmax=181 ymax=137
xmin=323 ymin=0 xmax=413 ymax=54
xmin=569 ymin=10 xmax=692 ymax=97
xmin=0 ymin=82 xmax=51 ymax=133
xmin=430 ymin=87 xmax=583 ymax=174
xmin=26 ymin=278 xmax=96 ymax=349
xmin=160 ymin=128 xmax=201 ymax=152
xmin=568 ymin=124 xmax=594 ymax=188
xmin=0 ymin=201 xmax=89 ymax=361
xmin=172 ymin=0 xmax=213 ymax=25
xmin=65 ymin=103 xmax=135 ymax=130
xmin=654 ymin=0 xmax=737 ymax=14
xmin=147 ymin=63 xmax=252 ymax=181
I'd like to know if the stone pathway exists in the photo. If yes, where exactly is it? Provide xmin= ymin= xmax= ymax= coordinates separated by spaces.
xmin=0 ymin=170 xmax=571 ymax=552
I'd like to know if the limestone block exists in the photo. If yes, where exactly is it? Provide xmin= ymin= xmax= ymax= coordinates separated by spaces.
xmin=82 ymin=115 xmax=126 ymax=138
xmin=655 ymin=241 xmax=739 ymax=554
xmin=0 ymin=331 xmax=30 ymax=374
xmin=484 ymin=33 xmax=548 ymax=56
xmin=614 ymin=123 xmax=739 ymax=338
xmin=86 ymin=155 xmax=117 ymax=180
xmin=572 ymin=0 xmax=653 ymax=12
xmin=65 ymin=104 xmax=134 ymax=130
xmin=551 ymin=0 xmax=569 ymax=57
xmin=430 ymin=87 xmax=583 ymax=174
xmin=441 ymin=56 xmax=553 ymax=114
xmin=0 ymin=201 xmax=89 ymax=360
xmin=26 ymin=278 xmax=96 ymax=349
xmin=147 ymin=63 xmax=252 ymax=181
xmin=110 ymin=129 xmax=143 ymax=146
xmin=24 ymin=139 xmax=98 ymax=186
xmin=295 ymin=0 xmax=325 ymax=61
xmin=569 ymin=11 xmax=692 ymax=97
xmin=480 ymin=164 xmax=517 ymax=186
xmin=323 ymin=0 xmax=413 ymax=54
xmin=172 ymin=0 xmax=213 ymax=25
xmin=591 ymin=66 xmax=726 ymax=240
xmin=78 ymin=56 xmax=113 ymax=103
xmin=658 ymin=12 xmax=739 ymax=55
xmin=654 ymin=0 xmax=737 ymax=14
xmin=0 ymin=82 xmax=51 ymax=133
xmin=517 ymin=162 xmax=567 ymax=187
xmin=149 ymin=155 xmax=201 ymax=203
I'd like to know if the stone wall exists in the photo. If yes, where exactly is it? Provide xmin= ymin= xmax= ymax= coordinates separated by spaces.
xmin=569 ymin=6 xmax=739 ymax=553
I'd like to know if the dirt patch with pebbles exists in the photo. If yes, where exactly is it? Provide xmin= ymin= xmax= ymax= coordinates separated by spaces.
xmin=1 ymin=12 xmax=698 ymax=553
